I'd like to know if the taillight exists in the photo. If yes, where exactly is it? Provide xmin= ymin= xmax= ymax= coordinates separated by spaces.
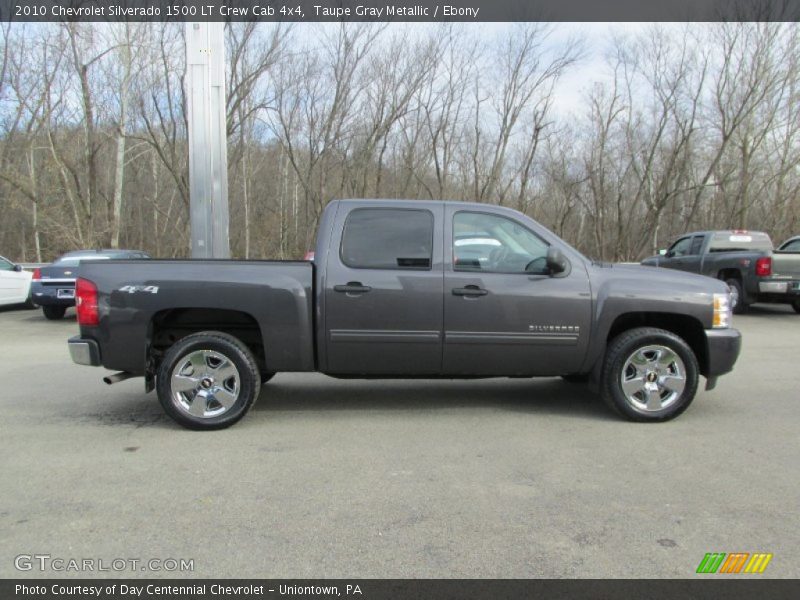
xmin=76 ymin=277 xmax=99 ymax=326
xmin=32 ymin=268 xmax=41 ymax=281
xmin=755 ymin=256 xmax=772 ymax=277
xmin=303 ymin=251 xmax=315 ymax=261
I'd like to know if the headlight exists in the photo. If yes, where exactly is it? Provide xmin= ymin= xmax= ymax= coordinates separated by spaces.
xmin=713 ymin=293 xmax=732 ymax=328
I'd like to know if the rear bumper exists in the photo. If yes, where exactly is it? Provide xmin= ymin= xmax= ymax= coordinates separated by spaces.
xmin=757 ymin=279 xmax=800 ymax=300
xmin=68 ymin=336 xmax=101 ymax=366
xmin=705 ymin=328 xmax=741 ymax=378
xmin=31 ymin=283 xmax=76 ymax=307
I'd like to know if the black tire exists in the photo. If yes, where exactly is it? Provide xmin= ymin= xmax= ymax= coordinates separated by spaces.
xmin=725 ymin=278 xmax=748 ymax=314
xmin=601 ymin=327 xmax=699 ymax=422
xmin=792 ymin=300 xmax=800 ymax=314
xmin=156 ymin=331 xmax=261 ymax=430
xmin=561 ymin=373 xmax=590 ymax=384
xmin=42 ymin=305 xmax=66 ymax=320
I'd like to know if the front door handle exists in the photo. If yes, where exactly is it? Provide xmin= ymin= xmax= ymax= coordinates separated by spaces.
xmin=452 ymin=285 xmax=488 ymax=297
xmin=334 ymin=282 xmax=372 ymax=294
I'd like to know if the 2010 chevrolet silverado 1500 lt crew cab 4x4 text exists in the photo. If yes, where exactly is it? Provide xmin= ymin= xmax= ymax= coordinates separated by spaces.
xmin=68 ymin=200 xmax=741 ymax=429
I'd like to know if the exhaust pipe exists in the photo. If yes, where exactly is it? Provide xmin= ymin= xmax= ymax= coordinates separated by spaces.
xmin=103 ymin=371 xmax=135 ymax=385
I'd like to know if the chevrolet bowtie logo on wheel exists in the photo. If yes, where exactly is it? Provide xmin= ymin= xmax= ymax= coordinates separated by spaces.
xmin=696 ymin=552 xmax=773 ymax=574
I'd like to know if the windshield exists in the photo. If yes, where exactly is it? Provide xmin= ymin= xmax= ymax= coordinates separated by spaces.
xmin=778 ymin=238 xmax=800 ymax=252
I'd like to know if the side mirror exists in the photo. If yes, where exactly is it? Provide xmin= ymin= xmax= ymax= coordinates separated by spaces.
xmin=659 ymin=249 xmax=668 ymax=256
xmin=546 ymin=247 xmax=568 ymax=275
xmin=13 ymin=264 xmax=23 ymax=272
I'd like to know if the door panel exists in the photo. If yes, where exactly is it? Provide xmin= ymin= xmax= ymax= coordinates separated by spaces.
xmin=324 ymin=205 xmax=444 ymax=375
xmin=443 ymin=208 xmax=592 ymax=376
xmin=669 ymin=235 xmax=705 ymax=273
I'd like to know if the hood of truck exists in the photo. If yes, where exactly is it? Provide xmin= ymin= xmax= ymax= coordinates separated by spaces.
xmin=592 ymin=262 xmax=729 ymax=295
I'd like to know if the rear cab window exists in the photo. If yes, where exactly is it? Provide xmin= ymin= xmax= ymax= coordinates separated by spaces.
xmin=340 ymin=208 xmax=434 ymax=270
xmin=708 ymin=232 xmax=773 ymax=253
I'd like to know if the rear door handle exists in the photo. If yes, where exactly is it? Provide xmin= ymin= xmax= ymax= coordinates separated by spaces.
xmin=334 ymin=282 xmax=372 ymax=294
xmin=452 ymin=286 xmax=488 ymax=297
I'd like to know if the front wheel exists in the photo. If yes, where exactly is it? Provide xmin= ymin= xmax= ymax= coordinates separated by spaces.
xmin=156 ymin=331 xmax=261 ymax=430
xmin=42 ymin=305 xmax=66 ymax=320
xmin=725 ymin=278 xmax=748 ymax=314
xmin=601 ymin=327 xmax=699 ymax=422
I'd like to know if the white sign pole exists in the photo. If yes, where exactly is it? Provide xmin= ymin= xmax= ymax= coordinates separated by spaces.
xmin=186 ymin=22 xmax=230 ymax=259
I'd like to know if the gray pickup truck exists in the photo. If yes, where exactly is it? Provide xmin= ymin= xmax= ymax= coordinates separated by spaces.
xmin=641 ymin=230 xmax=800 ymax=314
xmin=68 ymin=200 xmax=741 ymax=429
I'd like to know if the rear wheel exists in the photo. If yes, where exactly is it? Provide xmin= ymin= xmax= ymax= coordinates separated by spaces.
xmin=601 ymin=327 xmax=699 ymax=422
xmin=792 ymin=300 xmax=800 ymax=314
xmin=42 ymin=305 xmax=66 ymax=320
xmin=725 ymin=278 xmax=748 ymax=314
xmin=156 ymin=331 xmax=261 ymax=430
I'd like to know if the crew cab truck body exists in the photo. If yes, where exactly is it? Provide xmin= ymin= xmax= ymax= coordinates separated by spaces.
xmin=69 ymin=200 xmax=741 ymax=429
xmin=640 ymin=230 xmax=799 ymax=314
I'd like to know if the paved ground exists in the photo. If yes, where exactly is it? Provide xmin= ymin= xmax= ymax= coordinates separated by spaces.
xmin=1 ymin=304 xmax=798 ymax=579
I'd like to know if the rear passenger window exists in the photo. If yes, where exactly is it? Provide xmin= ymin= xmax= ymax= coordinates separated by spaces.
xmin=689 ymin=236 xmax=704 ymax=255
xmin=340 ymin=208 xmax=433 ymax=270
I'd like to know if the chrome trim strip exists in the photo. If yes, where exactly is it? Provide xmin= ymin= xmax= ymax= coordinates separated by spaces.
xmin=445 ymin=331 xmax=579 ymax=345
xmin=36 ymin=278 xmax=77 ymax=284
xmin=330 ymin=330 xmax=441 ymax=343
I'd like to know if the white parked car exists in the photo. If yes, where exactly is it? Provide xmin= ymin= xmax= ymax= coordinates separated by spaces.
xmin=0 ymin=255 xmax=34 ymax=307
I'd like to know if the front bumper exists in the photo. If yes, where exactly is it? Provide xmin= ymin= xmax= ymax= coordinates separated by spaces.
xmin=68 ymin=336 xmax=101 ymax=366
xmin=705 ymin=328 xmax=741 ymax=378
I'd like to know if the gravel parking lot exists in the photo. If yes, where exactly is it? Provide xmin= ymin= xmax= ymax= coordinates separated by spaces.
xmin=1 ymin=304 xmax=798 ymax=579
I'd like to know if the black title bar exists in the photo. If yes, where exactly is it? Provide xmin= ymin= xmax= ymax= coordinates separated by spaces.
xmin=3 ymin=579 xmax=800 ymax=600
xmin=2 ymin=0 xmax=799 ymax=22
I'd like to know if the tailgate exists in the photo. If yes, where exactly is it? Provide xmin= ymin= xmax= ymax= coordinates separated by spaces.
xmin=772 ymin=252 xmax=800 ymax=279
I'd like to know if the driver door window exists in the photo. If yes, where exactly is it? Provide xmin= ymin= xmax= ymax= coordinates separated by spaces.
xmin=453 ymin=212 xmax=549 ymax=274
xmin=668 ymin=237 xmax=693 ymax=257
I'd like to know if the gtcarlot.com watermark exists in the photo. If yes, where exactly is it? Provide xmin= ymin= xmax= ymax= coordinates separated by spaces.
xmin=15 ymin=554 xmax=194 ymax=573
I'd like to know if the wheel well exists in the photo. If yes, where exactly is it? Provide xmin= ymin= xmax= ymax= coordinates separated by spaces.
xmin=149 ymin=308 xmax=266 ymax=373
xmin=607 ymin=312 xmax=708 ymax=375
xmin=717 ymin=268 xmax=741 ymax=282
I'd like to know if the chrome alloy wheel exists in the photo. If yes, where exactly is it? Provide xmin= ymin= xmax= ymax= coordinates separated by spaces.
xmin=169 ymin=349 xmax=240 ymax=418
xmin=620 ymin=345 xmax=686 ymax=412
xmin=727 ymin=282 xmax=740 ymax=308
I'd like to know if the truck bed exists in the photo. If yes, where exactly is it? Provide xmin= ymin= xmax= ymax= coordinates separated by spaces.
xmin=78 ymin=259 xmax=315 ymax=375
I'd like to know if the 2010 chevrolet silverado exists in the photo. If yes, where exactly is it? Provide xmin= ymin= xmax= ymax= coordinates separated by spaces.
xmin=68 ymin=200 xmax=741 ymax=429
